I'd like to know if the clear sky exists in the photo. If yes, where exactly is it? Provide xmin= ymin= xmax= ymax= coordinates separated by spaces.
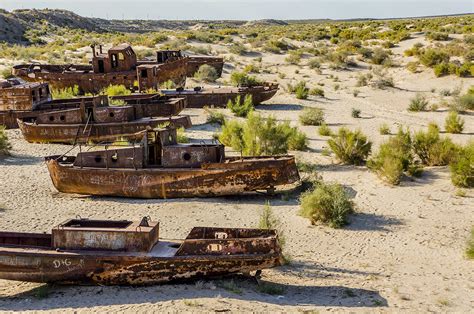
xmin=1 ymin=0 xmax=472 ymax=20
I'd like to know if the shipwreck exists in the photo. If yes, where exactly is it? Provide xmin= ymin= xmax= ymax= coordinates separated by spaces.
xmin=12 ymin=44 xmax=223 ymax=94
xmin=46 ymin=127 xmax=300 ymax=198
xmin=0 ymin=217 xmax=283 ymax=285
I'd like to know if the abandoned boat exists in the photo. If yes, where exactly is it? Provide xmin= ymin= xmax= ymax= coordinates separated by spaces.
xmin=161 ymin=83 xmax=279 ymax=108
xmin=12 ymin=44 xmax=188 ymax=93
xmin=0 ymin=78 xmax=189 ymax=130
xmin=46 ymin=127 xmax=300 ymax=198
xmin=0 ymin=217 xmax=283 ymax=285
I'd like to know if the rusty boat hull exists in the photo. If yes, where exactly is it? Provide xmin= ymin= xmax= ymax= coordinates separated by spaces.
xmin=46 ymin=156 xmax=300 ymax=198
xmin=0 ymin=226 xmax=283 ymax=285
xmin=18 ymin=116 xmax=192 ymax=144
xmin=162 ymin=83 xmax=279 ymax=108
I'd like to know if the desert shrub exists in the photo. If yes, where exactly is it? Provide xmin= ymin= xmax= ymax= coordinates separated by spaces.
xmin=258 ymin=202 xmax=285 ymax=247
xmin=177 ymin=127 xmax=189 ymax=143
xmin=450 ymin=140 xmax=474 ymax=188
xmin=408 ymin=94 xmax=429 ymax=112
xmin=426 ymin=32 xmax=450 ymax=41
xmin=419 ymin=49 xmax=450 ymax=67
xmin=434 ymin=62 xmax=450 ymax=77
xmin=0 ymin=126 xmax=11 ymax=156
xmin=285 ymin=51 xmax=302 ymax=65
xmin=299 ymin=107 xmax=325 ymax=126
xmin=227 ymin=94 xmax=253 ymax=118
xmin=412 ymin=124 xmax=460 ymax=166
xmin=104 ymin=84 xmax=131 ymax=96
xmin=368 ymin=128 xmax=414 ymax=185
xmin=243 ymin=64 xmax=260 ymax=74
xmin=351 ymin=108 xmax=361 ymax=118
xmin=318 ymin=123 xmax=332 ymax=136
xmin=308 ymin=58 xmax=321 ymax=69
xmin=295 ymin=81 xmax=309 ymax=99
xmin=194 ymin=64 xmax=219 ymax=82
xmin=188 ymin=45 xmax=211 ymax=55
xmin=371 ymin=70 xmax=394 ymax=89
xmin=328 ymin=128 xmax=372 ymax=165
xmin=370 ymin=48 xmax=391 ymax=65
xmin=455 ymin=92 xmax=474 ymax=111
xmin=456 ymin=62 xmax=473 ymax=77
xmin=379 ymin=123 xmax=391 ymax=135
xmin=205 ymin=108 xmax=226 ymax=125
xmin=467 ymin=227 xmax=474 ymax=260
xmin=219 ymin=112 xmax=307 ymax=156
xmin=407 ymin=61 xmax=419 ymax=73
xmin=160 ymin=80 xmax=176 ymax=89
xmin=309 ymin=88 xmax=325 ymax=97
xmin=299 ymin=181 xmax=354 ymax=228
xmin=445 ymin=111 xmax=464 ymax=134
xmin=263 ymin=40 xmax=290 ymax=54
xmin=356 ymin=74 xmax=369 ymax=87
xmin=51 ymin=85 xmax=80 ymax=99
xmin=229 ymin=43 xmax=247 ymax=55
xmin=0 ymin=68 xmax=13 ymax=79
xmin=230 ymin=71 xmax=261 ymax=87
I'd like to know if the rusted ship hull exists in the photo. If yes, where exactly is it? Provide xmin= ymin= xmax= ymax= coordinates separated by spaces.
xmin=46 ymin=156 xmax=299 ymax=198
xmin=0 ymin=247 xmax=281 ymax=285
xmin=187 ymin=56 xmax=224 ymax=77
xmin=162 ymin=84 xmax=279 ymax=108
xmin=18 ymin=116 xmax=192 ymax=144
xmin=12 ymin=59 xmax=187 ymax=94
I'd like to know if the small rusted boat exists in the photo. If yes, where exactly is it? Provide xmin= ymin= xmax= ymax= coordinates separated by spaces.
xmin=46 ymin=128 xmax=300 ymax=198
xmin=0 ymin=217 xmax=283 ymax=285
xmin=162 ymin=83 xmax=279 ymax=108
xmin=12 ymin=44 xmax=188 ymax=93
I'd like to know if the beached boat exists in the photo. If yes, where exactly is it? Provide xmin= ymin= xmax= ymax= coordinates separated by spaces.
xmin=0 ymin=217 xmax=283 ymax=285
xmin=46 ymin=128 xmax=300 ymax=198
xmin=161 ymin=83 xmax=279 ymax=108
xmin=12 ymin=44 xmax=188 ymax=93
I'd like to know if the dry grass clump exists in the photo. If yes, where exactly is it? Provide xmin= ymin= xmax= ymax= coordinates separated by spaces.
xmin=408 ymin=93 xmax=429 ymax=112
xmin=328 ymin=128 xmax=372 ymax=165
xmin=379 ymin=123 xmax=391 ymax=135
xmin=450 ymin=140 xmax=473 ymax=188
xmin=194 ymin=64 xmax=219 ymax=82
xmin=299 ymin=107 xmax=325 ymax=126
xmin=318 ymin=123 xmax=332 ymax=136
xmin=444 ymin=111 xmax=464 ymax=134
xmin=227 ymin=94 xmax=253 ymax=118
xmin=286 ymin=81 xmax=309 ymax=100
xmin=0 ymin=126 xmax=11 ymax=156
xmin=219 ymin=112 xmax=307 ymax=156
xmin=229 ymin=43 xmax=247 ymax=55
xmin=299 ymin=181 xmax=354 ymax=228
xmin=412 ymin=123 xmax=459 ymax=166
xmin=205 ymin=108 xmax=226 ymax=125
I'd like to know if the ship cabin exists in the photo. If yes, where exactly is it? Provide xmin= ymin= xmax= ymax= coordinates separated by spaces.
xmin=91 ymin=44 xmax=138 ymax=74
xmin=0 ymin=78 xmax=51 ymax=111
xmin=157 ymin=50 xmax=183 ymax=64
xmin=71 ymin=128 xmax=225 ymax=169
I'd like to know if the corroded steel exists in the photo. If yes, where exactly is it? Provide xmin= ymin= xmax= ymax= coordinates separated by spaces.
xmin=12 ymin=44 xmax=188 ymax=94
xmin=0 ymin=219 xmax=282 ymax=285
xmin=45 ymin=128 xmax=300 ymax=198
xmin=162 ymin=83 xmax=279 ymax=108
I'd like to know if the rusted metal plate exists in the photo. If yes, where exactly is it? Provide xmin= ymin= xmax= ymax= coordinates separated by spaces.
xmin=162 ymin=83 xmax=279 ymax=108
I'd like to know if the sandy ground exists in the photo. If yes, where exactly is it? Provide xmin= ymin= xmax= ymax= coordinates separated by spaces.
xmin=0 ymin=34 xmax=473 ymax=312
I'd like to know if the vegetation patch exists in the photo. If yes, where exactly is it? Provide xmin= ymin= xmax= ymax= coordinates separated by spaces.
xmin=194 ymin=64 xmax=219 ymax=82
xmin=328 ymin=128 xmax=372 ymax=165
xmin=0 ymin=126 xmax=11 ymax=156
xmin=450 ymin=140 xmax=473 ymax=188
xmin=227 ymin=94 xmax=254 ymax=118
xmin=299 ymin=107 xmax=325 ymax=126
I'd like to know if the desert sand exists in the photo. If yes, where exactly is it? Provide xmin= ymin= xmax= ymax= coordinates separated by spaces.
xmin=0 ymin=33 xmax=473 ymax=312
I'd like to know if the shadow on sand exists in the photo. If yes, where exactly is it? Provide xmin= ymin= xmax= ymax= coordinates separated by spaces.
xmin=0 ymin=154 xmax=42 ymax=166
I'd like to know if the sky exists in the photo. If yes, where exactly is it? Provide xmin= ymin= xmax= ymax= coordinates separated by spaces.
xmin=0 ymin=0 xmax=472 ymax=20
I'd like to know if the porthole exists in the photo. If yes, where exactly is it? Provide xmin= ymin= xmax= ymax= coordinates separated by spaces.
xmin=49 ymin=116 xmax=54 ymax=121
xmin=59 ymin=115 xmax=65 ymax=121
xmin=94 ymin=155 xmax=102 ymax=163
xmin=183 ymin=152 xmax=191 ymax=161
xmin=109 ymin=112 xmax=115 ymax=118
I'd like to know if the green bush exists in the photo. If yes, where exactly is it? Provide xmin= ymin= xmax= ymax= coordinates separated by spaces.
xmin=426 ymin=32 xmax=450 ymax=41
xmin=445 ymin=111 xmax=464 ymax=134
xmin=370 ymin=48 xmax=391 ymax=65
xmin=318 ymin=123 xmax=332 ymax=136
xmin=205 ymin=108 xmax=226 ymax=125
xmin=294 ymin=81 xmax=309 ymax=99
xmin=328 ymin=128 xmax=372 ymax=165
xmin=412 ymin=124 xmax=460 ymax=166
xmin=227 ymin=94 xmax=253 ymax=117
xmin=0 ymin=126 xmax=11 ymax=156
xmin=456 ymin=92 xmax=474 ymax=111
xmin=194 ymin=64 xmax=219 ymax=82
xmin=379 ymin=123 xmax=391 ymax=135
xmin=368 ymin=128 xmax=414 ymax=185
xmin=419 ymin=49 xmax=450 ymax=67
xmin=466 ymin=227 xmax=474 ymax=260
xmin=219 ymin=112 xmax=307 ymax=156
xmin=51 ymin=85 xmax=80 ymax=99
xmin=450 ymin=141 xmax=473 ymax=188
xmin=230 ymin=71 xmax=261 ymax=87
xmin=309 ymin=88 xmax=325 ymax=97
xmin=243 ymin=64 xmax=260 ymax=74
xmin=229 ymin=43 xmax=247 ymax=55
xmin=0 ymin=68 xmax=13 ymax=79
xmin=299 ymin=182 xmax=354 ymax=228
xmin=104 ymin=84 xmax=132 ymax=96
xmin=408 ymin=93 xmax=429 ymax=112
xmin=177 ymin=127 xmax=189 ymax=143
xmin=160 ymin=80 xmax=176 ymax=89
xmin=299 ymin=107 xmax=325 ymax=126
